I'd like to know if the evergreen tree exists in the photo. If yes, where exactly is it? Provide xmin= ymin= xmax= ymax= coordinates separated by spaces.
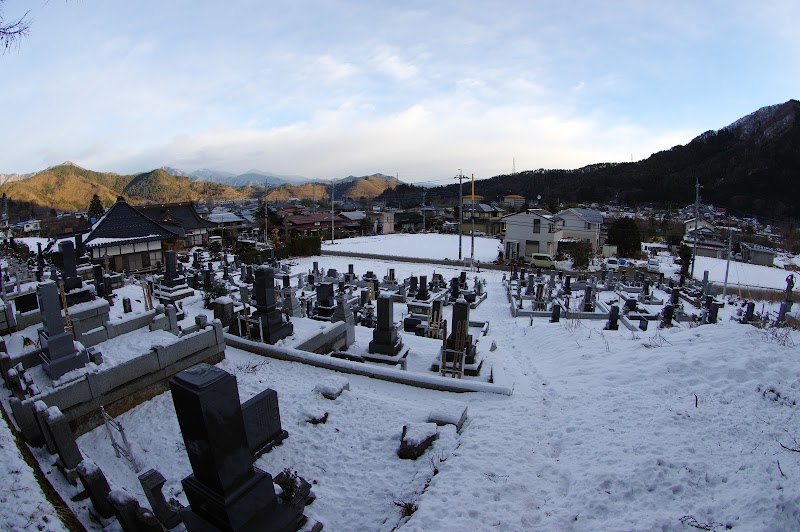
xmin=87 ymin=194 xmax=105 ymax=220
xmin=606 ymin=217 xmax=641 ymax=257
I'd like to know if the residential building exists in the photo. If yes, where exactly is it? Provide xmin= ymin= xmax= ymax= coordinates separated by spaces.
xmin=462 ymin=203 xmax=506 ymax=235
xmin=554 ymin=208 xmax=604 ymax=250
xmin=503 ymin=194 xmax=526 ymax=210
xmin=683 ymin=226 xmax=726 ymax=258
xmin=136 ymin=202 xmax=217 ymax=249
xmin=367 ymin=210 xmax=395 ymax=234
xmin=284 ymin=212 xmax=359 ymax=237
xmin=500 ymin=210 xmax=563 ymax=262
xmin=83 ymin=198 xmax=179 ymax=273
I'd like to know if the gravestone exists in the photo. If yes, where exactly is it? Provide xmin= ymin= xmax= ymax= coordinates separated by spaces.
xmin=60 ymin=241 xmax=82 ymax=292
xmin=742 ymin=301 xmax=755 ymax=323
xmin=550 ymin=303 xmax=560 ymax=323
xmin=445 ymin=299 xmax=476 ymax=364
xmin=409 ymin=276 xmax=418 ymax=294
xmin=583 ymin=285 xmax=594 ymax=312
xmin=15 ymin=291 xmax=38 ymax=314
xmin=662 ymin=304 xmax=674 ymax=327
xmin=138 ymin=469 xmax=182 ymax=529
xmin=416 ymin=275 xmax=430 ymax=301
xmin=368 ymin=295 xmax=404 ymax=355
xmin=242 ymin=388 xmax=288 ymax=458
xmin=37 ymin=282 xmax=88 ymax=379
xmin=91 ymin=264 xmax=105 ymax=298
xmin=671 ymin=287 xmax=680 ymax=306
xmin=250 ymin=267 xmax=294 ymax=344
xmin=449 ymin=278 xmax=460 ymax=301
xmin=708 ymin=301 xmax=720 ymax=324
xmin=605 ymin=305 xmax=619 ymax=330
xmin=170 ymin=365 xmax=299 ymax=531
xmin=331 ymin=296 xmax=356 ymax=346
xmin=564 ymin=275 xmax=571 ymax=295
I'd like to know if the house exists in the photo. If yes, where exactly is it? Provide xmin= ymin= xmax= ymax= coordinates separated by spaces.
xmin=503 ymin=194 xmax=526 ymax=210
xmin=23 ymin=219 xmax=41 ymax=235
xmin=740 ymin=243 xmax=776 ymax=267
xmin=136 ymin=202 xmax=217 ymax=249
xmin=682 ymin=226 xmax=726 ymax=258
xmin=393 ymin=211 xmax=423 ymax=233
xmin=284 ymin=212 xmax=358 ymax=238
xmin=554 ymin=208 xmax=604 ymax=250
xmin=500 ymin=210 xmax=563 ymax=262
xmin=462 ymin=203 xmax=506 ymax=235
xmin=83 ymin=198 xmax=180 ymax=273
xmin=367 ymin=210 xmax=395 ymax=234
xmin=683 ymin=218 xmax=716 ymax=235
xmin=207 ymin=210 xmax=251 ymax=241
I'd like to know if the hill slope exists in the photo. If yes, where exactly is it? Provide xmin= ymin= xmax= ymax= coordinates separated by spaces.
xmin=0 ymin=164 xmax=251 ymax=211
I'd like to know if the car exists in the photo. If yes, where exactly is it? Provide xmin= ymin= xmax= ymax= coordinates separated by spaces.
xmin=647 ymin=258 xmax=660 ymax=273
xmin=530 ymin=253 xmax=557 ymax=270
xmin=604 ymin=258 xmax=620 ymax=272
xmin=470 ymin=230 xmax=487 ymax=237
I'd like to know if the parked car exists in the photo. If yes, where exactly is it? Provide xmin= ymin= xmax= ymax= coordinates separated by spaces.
xmin=530 ymin=253 xmax=557 ymax=270
xmin=647 ymin=258 xmax=660 ymax=273
xmin=470 ymin=230 xmax=487 ymax=237
xmin=604 ymin=258 xmax=620 ymax=272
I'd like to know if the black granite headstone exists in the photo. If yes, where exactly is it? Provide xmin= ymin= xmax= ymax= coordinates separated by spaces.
xmin=170 ymin=365 xmax=297 ymax=531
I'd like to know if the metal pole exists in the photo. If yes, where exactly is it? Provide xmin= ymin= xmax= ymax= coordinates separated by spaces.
xmin=456 ymin=170 xmax=463 ymax=260
xmin=470 ymin=173 xmax=475 ymax=269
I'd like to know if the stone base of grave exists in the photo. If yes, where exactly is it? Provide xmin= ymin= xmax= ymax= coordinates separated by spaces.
xmin=39 ymin=345 xmax=89 ymax=381
xmin=469 ymin=292 xmax=488 ymax=309
xmin=431 ymin=348 xmax=483 ymax=377
xmin=330 ymin=351 xmax=365 ymax=363
xmin=369 ymin=328 xmax=403 ymax=356
xmin=154 ymin=283 xmax=195 ymax=305
xmin=181 ymin=469 xmax=298 ymax=532
xmin=398 ymin=423 xmax=438 ymax=460
xmin=428 ymin=403 xmax=469 ymax=432
xmin=249 ymin=310 xmax=294 ymax=344
xmin=362 ymin=344 xmax=410 ymax=367
xmin=65 ymin=286 xmax=94 ymax=307
xmin=314 ymin=305 xmax=335 ymax=320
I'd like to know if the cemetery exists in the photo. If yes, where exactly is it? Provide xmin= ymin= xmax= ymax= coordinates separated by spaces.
xmin=0 ymin=233 xmax=798 ymax=530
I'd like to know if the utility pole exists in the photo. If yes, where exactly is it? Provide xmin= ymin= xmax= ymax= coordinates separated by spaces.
xmin=264 ymin=181 xmax=270 ymax=247
xmin=455 ymin=170 xmax=463 ymax=261
xmin=470 ymin=173 xmax=475 ymax=269
xmin=422 ymin=190 xmax=426 ymax=233
xmin=690 ymin=177 xmax=701 ymax=278
xmin=722 ymin=230 xmax=732 ymax=299
xmin=330 ymin=187 xmax=335 ymax=244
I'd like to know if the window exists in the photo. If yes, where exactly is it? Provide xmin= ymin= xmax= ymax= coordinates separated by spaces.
xmin=533 ymin=219 xmax=540 ymax=233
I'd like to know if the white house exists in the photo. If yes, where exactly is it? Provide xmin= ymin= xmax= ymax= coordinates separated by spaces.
xmin=554 ymin=208 xmax=604 ymax=250
xmin=500 ymin=210 xmax=563 ymax=262
xmin=23 ymin=219 xmax=41 ymax=234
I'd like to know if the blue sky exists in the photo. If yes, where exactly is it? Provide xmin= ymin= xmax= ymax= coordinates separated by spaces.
xmin=2 ymin=0 xmax=797 ymax=182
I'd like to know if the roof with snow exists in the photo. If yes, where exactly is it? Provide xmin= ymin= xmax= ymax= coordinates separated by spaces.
xmin=84 ymin=199 xmax=180 ymax=249
xmin=135 ymin=202 xmax=216 ymax=234
xmin=558 ymin=208 xmax=604 ymax=224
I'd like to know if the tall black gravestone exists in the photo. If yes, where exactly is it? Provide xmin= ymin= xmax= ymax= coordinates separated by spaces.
xmin=368 ymin=295 xmax=403 ymax=355
xmin=250 ymin=266 xmax=293 ymax=344
xmin=170 ymin=364 xmax=297 ymax=531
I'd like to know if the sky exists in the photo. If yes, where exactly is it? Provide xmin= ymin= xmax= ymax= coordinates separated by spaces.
xmin=1 ymin=0 xmax=798 ymax=182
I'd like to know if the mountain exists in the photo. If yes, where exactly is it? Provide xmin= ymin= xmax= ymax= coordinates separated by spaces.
xmin=0 ymin=164 xmax=252 ymax=212
xmin=160 ymin=166 xmax=189 ymax=177
xmin=190 ymin=168 xmax=238 ymax=181
xmin=263 ymin=173 xmax=399 ymax=203
xmin=0 ymin=171 xmax=34 ymax=186
xmin=377 ymin=100 xmax=800 ymax=218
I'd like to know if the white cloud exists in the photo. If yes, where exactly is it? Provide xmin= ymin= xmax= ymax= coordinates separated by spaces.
xmin=369 ymin=46 xmax=419 ymax=81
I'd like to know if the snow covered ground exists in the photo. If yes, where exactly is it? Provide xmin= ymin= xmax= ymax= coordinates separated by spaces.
xmin=1 ymin=235 xmax=800 ymax=530
xmin=692 ymin=255 xmax=798 ymax=291
xmin=323 ymin=233 xmax=501 ymax=262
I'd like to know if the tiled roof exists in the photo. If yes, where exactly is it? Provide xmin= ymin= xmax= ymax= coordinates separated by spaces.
xmin=136 ymin=202 xmax=216 ymax=231
xmin=84 ymin=200 xmax=180 ymax=248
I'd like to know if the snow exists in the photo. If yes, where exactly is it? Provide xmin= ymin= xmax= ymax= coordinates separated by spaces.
xmin=1 ymin=233 xmax=800 ymax=531
xmin=692 ymin=255 xmax=798 ymax=292
xmin=402 ymin=423 xmax=438 ymax=447
xmin=323 ymin=233 xmax=501 ymax=262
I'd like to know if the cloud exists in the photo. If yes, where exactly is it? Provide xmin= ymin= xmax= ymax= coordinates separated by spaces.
xmin=369 ymin=46 xmax=419 ymax=81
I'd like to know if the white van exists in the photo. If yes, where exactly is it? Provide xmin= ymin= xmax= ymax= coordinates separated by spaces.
xmin=647 ymin=258 xmax=660 ymax=273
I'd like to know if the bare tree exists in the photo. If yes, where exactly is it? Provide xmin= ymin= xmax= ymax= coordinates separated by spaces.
xmin=0 ymin=1 xmax=30 ymax=52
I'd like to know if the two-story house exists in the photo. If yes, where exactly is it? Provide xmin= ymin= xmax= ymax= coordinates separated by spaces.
xmin=554 ymin=208 xmax=604 ymax=250
xmin=462 ymin=202 xmax=506 ymax=235
xmin=500 ymin=209 xmax=563 ymax=262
